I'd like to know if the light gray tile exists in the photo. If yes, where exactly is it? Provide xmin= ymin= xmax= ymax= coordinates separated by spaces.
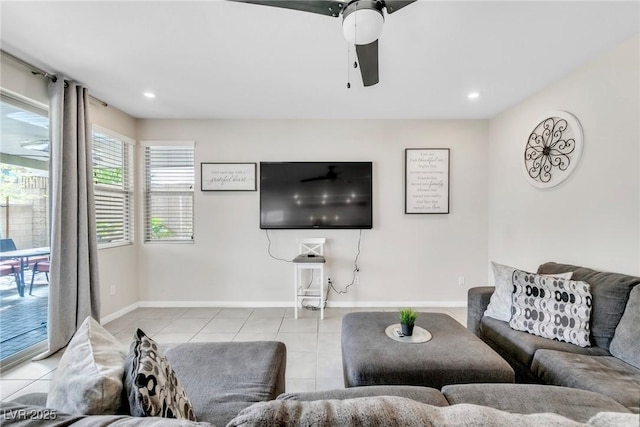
xmin=234 ymin=333 xmax=278 ymax=342
xmin=286 ymin=351 xmax=317 ymax=379
xmin=284 ymin=307 xmax=321 ymax=319
xmin=2 ymin=361 xmax=56 ymax=380
xmin=159 ymin=318 xmax=211 ymax=334
xmin=285 ymin=378 xmax=315 ymax=393
xmin=200 ymin=318 xmax=245 ymax=334
xmin=276 ymin=333 xmax=317 ymax=353
xmin=416 ymin=307 xmax=455 ymax=314
xmin=240 ymin=318 xmax=283 ymax=334
xmin=40 ymin=370 xmax=56 ymax=380
xmin=316 ymin=351 xmax=343 ymax=378
xmin=190 ymin=333 xmax=236 ymax=343
xmin=111 ymin=318 xmax=171 ymax=339
xmin=279 ymin=318 xmax=318 ymax=333
xmin=316 ymin=377 xmax=344 ymax=391
xmin=318 ymin=317 xmax=342 ymax=333
xmin=0 ymin=379 xmax=33 ymax=400
xmin=250 ymin=308 xmax=287 ymax=318
xmin=317 ymin=333 xmax=341 ymax=353
xmin=180 ymin=307 xmax=222 ymax=318
xmin=151 ymin=333 xmax=195 ymax=344
xmin=6 ymin=379 xmax=51 ymax=400
xmin=103 ymin=316 xmax=137 ymax=334
xmin=114 ymin=331 xmax=135 ymax=347
xmin=349 ymin=307 xmax=380 ymax=312
xmin=447 ymin=308 xmax=468 ymax=326
xmin=322 ymin=308 xmax=351 ymax=319
xmin=215 ymin=308 xmax=254 ymax=319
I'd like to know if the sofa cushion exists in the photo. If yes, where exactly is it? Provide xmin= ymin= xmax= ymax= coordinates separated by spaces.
xmin=510 ymin=270 xmax=592 ymax=347
xmin=124 ymin=329 xmax=197 ymax=420
xmin=278 ymin=385 xmax=449 ymax=407
xmin=484 ymin=262 xmax=572 ymax=322
xmin=537 ymin=262 xmax=640 ymax=349
xmin=480 ymin=316 xmax=608 ymax=369
xmin=441 ymin=383 xmax=630 ymax=423
xmin=227 ymin=397 xmax=586 ymax=427
xmin=46 ymin=316 xmax=127 ymax=415
xmin=609 ymin=285 xmax=640 ymax=369
xmin=532 ymin=349 xmax=640 ymax=412
xmin=164 ymin=341 xmax=287 ymax=427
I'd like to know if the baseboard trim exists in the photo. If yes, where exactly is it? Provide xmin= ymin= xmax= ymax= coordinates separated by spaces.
xmin=100 ymin=302 xmax=140 ymax=324
xmin=135 ymin=300 xmax=467 ymax=309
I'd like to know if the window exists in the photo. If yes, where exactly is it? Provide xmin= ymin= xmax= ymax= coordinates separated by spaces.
xmin=143 ymin=142 xmax=194 ymax=242
xmin=92 ymin=128 xmax=134 ymax=247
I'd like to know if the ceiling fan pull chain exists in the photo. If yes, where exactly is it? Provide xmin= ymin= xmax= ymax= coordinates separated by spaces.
xmin=347 ymin=45 xmax=351 ymax=89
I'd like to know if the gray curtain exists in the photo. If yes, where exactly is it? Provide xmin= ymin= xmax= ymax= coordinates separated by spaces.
xmin=36 ymin=79 xmax=100 ymax=359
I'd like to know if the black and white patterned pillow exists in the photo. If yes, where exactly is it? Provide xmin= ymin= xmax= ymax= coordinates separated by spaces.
xmin=510 ymin=270 xmax=592 ymax=347
xmin=124 ymin=329 xmax=197 ymax=420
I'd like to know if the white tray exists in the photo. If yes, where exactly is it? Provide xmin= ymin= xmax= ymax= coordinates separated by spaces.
xmin=385 ymin=324 xmax=432 ymax=343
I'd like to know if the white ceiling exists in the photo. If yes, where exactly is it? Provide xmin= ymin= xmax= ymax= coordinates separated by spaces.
xmin=1 ymin=1 xmax=638 ymax=120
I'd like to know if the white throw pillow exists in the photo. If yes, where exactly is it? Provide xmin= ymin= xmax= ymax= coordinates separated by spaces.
xmin=47 ymin=316 xmax=127 ymax=415
xmin=484 ymin=262 xmax=573 ymax=322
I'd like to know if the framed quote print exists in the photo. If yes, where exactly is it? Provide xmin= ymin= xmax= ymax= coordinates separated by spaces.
xmin=201 ymin=162 xmax=257 ymax=191
xmin=405 ymin=148 xmax=450 ymax=214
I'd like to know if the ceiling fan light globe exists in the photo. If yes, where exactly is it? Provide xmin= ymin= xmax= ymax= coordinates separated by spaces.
xmin=342 ymin=8 xmax=384 ymax=45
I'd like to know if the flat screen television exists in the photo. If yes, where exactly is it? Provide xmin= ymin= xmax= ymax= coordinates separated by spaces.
xmin=260 ymin=162 xmax=373 ymax=229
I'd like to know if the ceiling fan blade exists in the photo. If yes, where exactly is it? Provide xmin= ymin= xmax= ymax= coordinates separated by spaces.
xmin=383 ymin=0 xmax=417 ymax=14
xmin=356 ymin=40 xmax=379 ymax=87
xmin=228 ymin=0 xmax=345 ymax=17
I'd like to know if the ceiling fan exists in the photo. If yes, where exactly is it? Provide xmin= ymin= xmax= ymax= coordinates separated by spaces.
xmin=228 ymin=0 xmax=417 ymax=86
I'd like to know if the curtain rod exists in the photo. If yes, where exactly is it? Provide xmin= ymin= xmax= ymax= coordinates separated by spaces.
xmin=1 ymin=49 xmax=108 ymax=107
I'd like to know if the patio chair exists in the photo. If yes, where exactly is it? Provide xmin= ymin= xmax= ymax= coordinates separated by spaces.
xmin=0 ymin=238 xmax=17 ymax=252
xmin=0 ymin=261 xmax=21 ymax=289
xmin=29 ymin=260 xmax=50 ymax=295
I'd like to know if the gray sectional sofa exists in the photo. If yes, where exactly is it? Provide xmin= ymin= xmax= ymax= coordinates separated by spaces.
xmin=3 ymin=336 xmax=637 ymax=425
xmin=468 ymin=261 xmax=640 ymax=412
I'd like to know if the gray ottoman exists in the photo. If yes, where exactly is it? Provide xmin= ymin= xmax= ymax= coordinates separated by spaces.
xmin=342 ymin=312 xmax=514 ymax=388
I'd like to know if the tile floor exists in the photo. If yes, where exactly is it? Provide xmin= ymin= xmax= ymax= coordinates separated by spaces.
xmin=0 ymin=306 xmax=467 ymax=401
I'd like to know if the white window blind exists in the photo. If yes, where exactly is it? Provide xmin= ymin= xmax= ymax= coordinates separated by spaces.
xmin=144 ymin=145 xmax=194 ymax=242
xmin=92 ymin=129 xmax=134 ymax=247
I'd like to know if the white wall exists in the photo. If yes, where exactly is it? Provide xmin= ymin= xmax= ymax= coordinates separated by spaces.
xmin=488 ymin=35 xmax=640 ymax=276
xmin=136 ymin=119 xmax=489 ymax=306
xmin=1 ymin=53 xmax=140 ymax=319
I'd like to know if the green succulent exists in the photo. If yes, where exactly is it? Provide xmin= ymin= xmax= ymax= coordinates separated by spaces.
xmin=399 ymin=308 xmax=418 ymax=326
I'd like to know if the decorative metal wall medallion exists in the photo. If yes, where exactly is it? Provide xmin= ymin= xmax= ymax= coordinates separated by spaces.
xmin=523 ymin=111 xmax=583 ymax=188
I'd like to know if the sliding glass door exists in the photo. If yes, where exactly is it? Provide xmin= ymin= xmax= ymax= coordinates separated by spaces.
xmin=0 ymin=94 xmax=50 ymax=365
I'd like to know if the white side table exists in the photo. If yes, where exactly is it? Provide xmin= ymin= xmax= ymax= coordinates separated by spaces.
xmin=293 ymin=238 xmax=326 ymax=319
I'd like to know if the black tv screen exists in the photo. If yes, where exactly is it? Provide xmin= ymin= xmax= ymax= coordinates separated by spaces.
xmin=260 ymin=162 xmax=373 ymax=229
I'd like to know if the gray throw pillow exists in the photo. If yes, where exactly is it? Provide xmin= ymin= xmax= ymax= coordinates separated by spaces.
xmin=484 ymin=262 xmax=572 ymax=322
xmin=608 ymin=285 xmax=640 ymax=368
xmin=510 ymin=270 xmax=592 ymax=347
xmin=124 ymin=329 xmax=197 ymax=421
xmin=46 ymin=316 xmax=127 ymax=414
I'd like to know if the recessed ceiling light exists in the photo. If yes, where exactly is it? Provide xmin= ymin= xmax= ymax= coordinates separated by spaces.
xmin=467 ymin=91 xmax=480 ymax=100
xmin=143 ymin=92 xmax=156 ymax=99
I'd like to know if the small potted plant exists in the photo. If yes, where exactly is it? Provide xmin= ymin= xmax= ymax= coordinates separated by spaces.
xmin=399 ymin=308 xmax=418 ymax=336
